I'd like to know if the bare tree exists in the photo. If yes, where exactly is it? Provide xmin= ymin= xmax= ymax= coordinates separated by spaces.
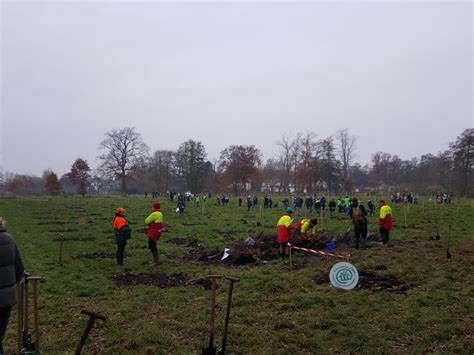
xmin=336 ymin=129 xmax=358 ymax=185
xmin=175 ymin=140 xmax=208 ymax=192
xmin=295 ymin=132 xmax=317 ymax=193
xmin=147 ymin=150 xmax=176 ymax=192
xmin=97 ymin=127 xmax=149 ymax=194
xmin=276 ymin=133 xmax=295 ymax=193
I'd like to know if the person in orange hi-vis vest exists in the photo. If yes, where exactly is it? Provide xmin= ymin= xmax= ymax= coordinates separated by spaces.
xmin=112 ymin=208 xmax=131 ymax=265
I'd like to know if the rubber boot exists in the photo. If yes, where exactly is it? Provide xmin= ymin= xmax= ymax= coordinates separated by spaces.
xmin=151 ymin=251 xmax=159 ymax=265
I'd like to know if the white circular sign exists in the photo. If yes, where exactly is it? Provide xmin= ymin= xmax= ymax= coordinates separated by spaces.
xmin=329 ymin=262 xmax=359 ymax=290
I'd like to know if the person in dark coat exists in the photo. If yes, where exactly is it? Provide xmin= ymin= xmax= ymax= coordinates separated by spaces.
xmin=329 ymin=199 xmax=337 ymax=219
xmin=0 ymin=217 xmax=25 ymax=354
xmin=348 ymin=198 xmax=368 ymax=249
xmin=367 ymin=200 xmax=375 ymax=217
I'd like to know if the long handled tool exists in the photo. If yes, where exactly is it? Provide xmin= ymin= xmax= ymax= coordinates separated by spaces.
xmin=17 ymin=274 xmax=43 ymax=354
xmin=446 ymin=224 xmax=452 ymax=261
xmin=202 ymin=275 xmax=223 ymax=355
xmin=219 ymin=277 xmax=239 ymax=355
xmin=75 ymin=310 xmax=107 ymax=355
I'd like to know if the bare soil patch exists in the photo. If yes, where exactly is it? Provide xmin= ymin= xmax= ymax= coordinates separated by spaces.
xmin=73 ymin=252 xmax=117 ymax=259
xmin=112 ymin=272 xmax=188 ymax=288
xmin=314 ymin=269 xmax=412 ymax=293
xmin=47 ymin=228 xmax=80 ymax=233
xmin=53 ymin=236 xmax=96 ymax=242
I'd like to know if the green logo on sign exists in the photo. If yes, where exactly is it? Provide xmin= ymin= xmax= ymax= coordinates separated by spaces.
xmin=329 ymin=262 xmax=359 ymax=290
xmin=335 ymin=268 xmax=354 ymax=285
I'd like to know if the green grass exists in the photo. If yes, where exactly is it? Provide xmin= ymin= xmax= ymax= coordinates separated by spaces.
xmin=0 ymin=195 xmax=473 ymax=353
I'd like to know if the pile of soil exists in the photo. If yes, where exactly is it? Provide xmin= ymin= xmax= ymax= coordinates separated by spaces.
xmin=53 ymin=236 xmax=96 ymax=242
xmin=179 ymin=233 xmax=278 ymax=267
xmin=112 ymin=272 xmax=188 ymax=288
xmin=314 ymin=269 xmax=412 ymax=293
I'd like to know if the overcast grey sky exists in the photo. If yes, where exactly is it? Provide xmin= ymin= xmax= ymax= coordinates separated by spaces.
xmin=1 ymin=0 xmax=472 ymax=177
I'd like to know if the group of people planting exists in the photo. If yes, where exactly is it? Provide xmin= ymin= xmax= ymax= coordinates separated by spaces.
xmin=113 ymin=196 xmax=394 ymax=266
xmin=276 ymin=198 xmax=393 ymax=259
xmin=112 ymin=202 xmax=164 ymax=266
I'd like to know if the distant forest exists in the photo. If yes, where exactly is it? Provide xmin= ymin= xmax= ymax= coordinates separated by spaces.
xmin=1 ymin=128 xmax=472 ymax=197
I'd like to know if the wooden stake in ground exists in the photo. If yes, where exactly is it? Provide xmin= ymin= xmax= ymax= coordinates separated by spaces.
xmin=289 ymin=244 xmax=293 ymax=272
xmin=446 ymin=224 xmax=452 ymax=261
xmin=203 ymin=275 xmax=224 ymax=355
xmin=320 ymin=207 xmax=324 ymax=230
xmin=220 ymin=276 xmax=240 ymax=355
xmin=58 ymin=234 xmax=64 ymax=265
xmin=404 ymin=206 xmax=408 ymax=228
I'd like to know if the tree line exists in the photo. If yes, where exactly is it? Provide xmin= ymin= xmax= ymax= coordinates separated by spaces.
xmin=1 ymin=127 xmax=472 ymax=196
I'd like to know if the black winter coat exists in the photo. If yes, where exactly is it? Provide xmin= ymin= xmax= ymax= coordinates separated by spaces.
xmin=0 ymin=226 xmax=25 ymax=307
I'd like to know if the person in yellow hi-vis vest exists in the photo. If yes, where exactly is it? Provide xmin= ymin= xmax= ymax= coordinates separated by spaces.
xmin=297 ymin=218 xmax=318 ymax=239
xmin=378 ymin=200 xmax=393 ymax=244
xmin=145 ymin=202 xmax=163 ymax=265
xmin=277 ymin=208 xmax=296 ymax=259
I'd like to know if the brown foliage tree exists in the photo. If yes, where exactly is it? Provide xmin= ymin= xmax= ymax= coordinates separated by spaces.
xmin=67 ymin=158 xmax=91 ymax=196
xmin=219 ymin=145 xmax=262 ymax=192
xmin=44 ymin=171 xmax=62 ymax=195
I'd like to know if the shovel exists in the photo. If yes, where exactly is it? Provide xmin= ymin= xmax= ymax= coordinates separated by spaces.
xmin=202 ymin=275 xmax=223 ymax=355
xmin=219 ymin=277 xmax=239 ymax=355
xmin=446 ymin=224 xmax=452 ymax=261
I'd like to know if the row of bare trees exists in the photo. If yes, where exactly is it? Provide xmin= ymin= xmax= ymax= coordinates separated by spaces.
xmin=1 ymin=127 xmax=472 ymax=196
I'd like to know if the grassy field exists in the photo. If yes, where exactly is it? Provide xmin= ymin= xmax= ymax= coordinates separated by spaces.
xmin=0 ymin=195 xmax=473 ymax=354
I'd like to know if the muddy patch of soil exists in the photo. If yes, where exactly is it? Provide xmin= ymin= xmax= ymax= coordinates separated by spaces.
xmin=37 ymin=221 xmax=68 ymax=225
xmin=112 ymin=272 xmax=188 ymax=288
xmin=314 ymin=269 xmax=412 ymax=293
xmin=73 ymin=252 xmax=117 ymax=259
xmin=46 ymin=228 xmax=80 ymax=233
xmin=189 ymin=278 xmax=217 ymax=290
xmin=53 ymin=236 xmax=96 ymax=242
xmin=166 ymin=237 xmax=200 ymax=247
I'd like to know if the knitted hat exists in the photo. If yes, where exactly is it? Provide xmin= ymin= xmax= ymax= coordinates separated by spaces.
xmin=115 ymin=208 xmax=125 ymax=214
xmin=153 ymin=202 xmax=161 ymax=210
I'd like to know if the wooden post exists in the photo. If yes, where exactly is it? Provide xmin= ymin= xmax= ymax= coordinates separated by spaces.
xmin=33 ymin=281 xmax=40 ymax=352
xmin=320 ymin=207 xmax=324 ymax=230
xmin=289 ymin=245 xmax=293 ymax=272
xmin=58 ymin=235 xmax=64 ymax=265
xmin=16 ymin=282 xmax=23 ymax=353
xmin=404 ymin=206 xmax=408 ymax=228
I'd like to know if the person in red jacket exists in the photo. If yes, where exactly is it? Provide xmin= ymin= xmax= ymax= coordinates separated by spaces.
xmin=378 ymin=200 xmax=393 ymax=244
xmin=277 ymin=208 xmax=295 ymax=260
xmin=145 ymin=202 xmax=163 ymax=265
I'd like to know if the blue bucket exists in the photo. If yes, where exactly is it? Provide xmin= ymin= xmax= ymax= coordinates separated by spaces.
xmin=326 ymin=242 xmax=336 ymax=252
